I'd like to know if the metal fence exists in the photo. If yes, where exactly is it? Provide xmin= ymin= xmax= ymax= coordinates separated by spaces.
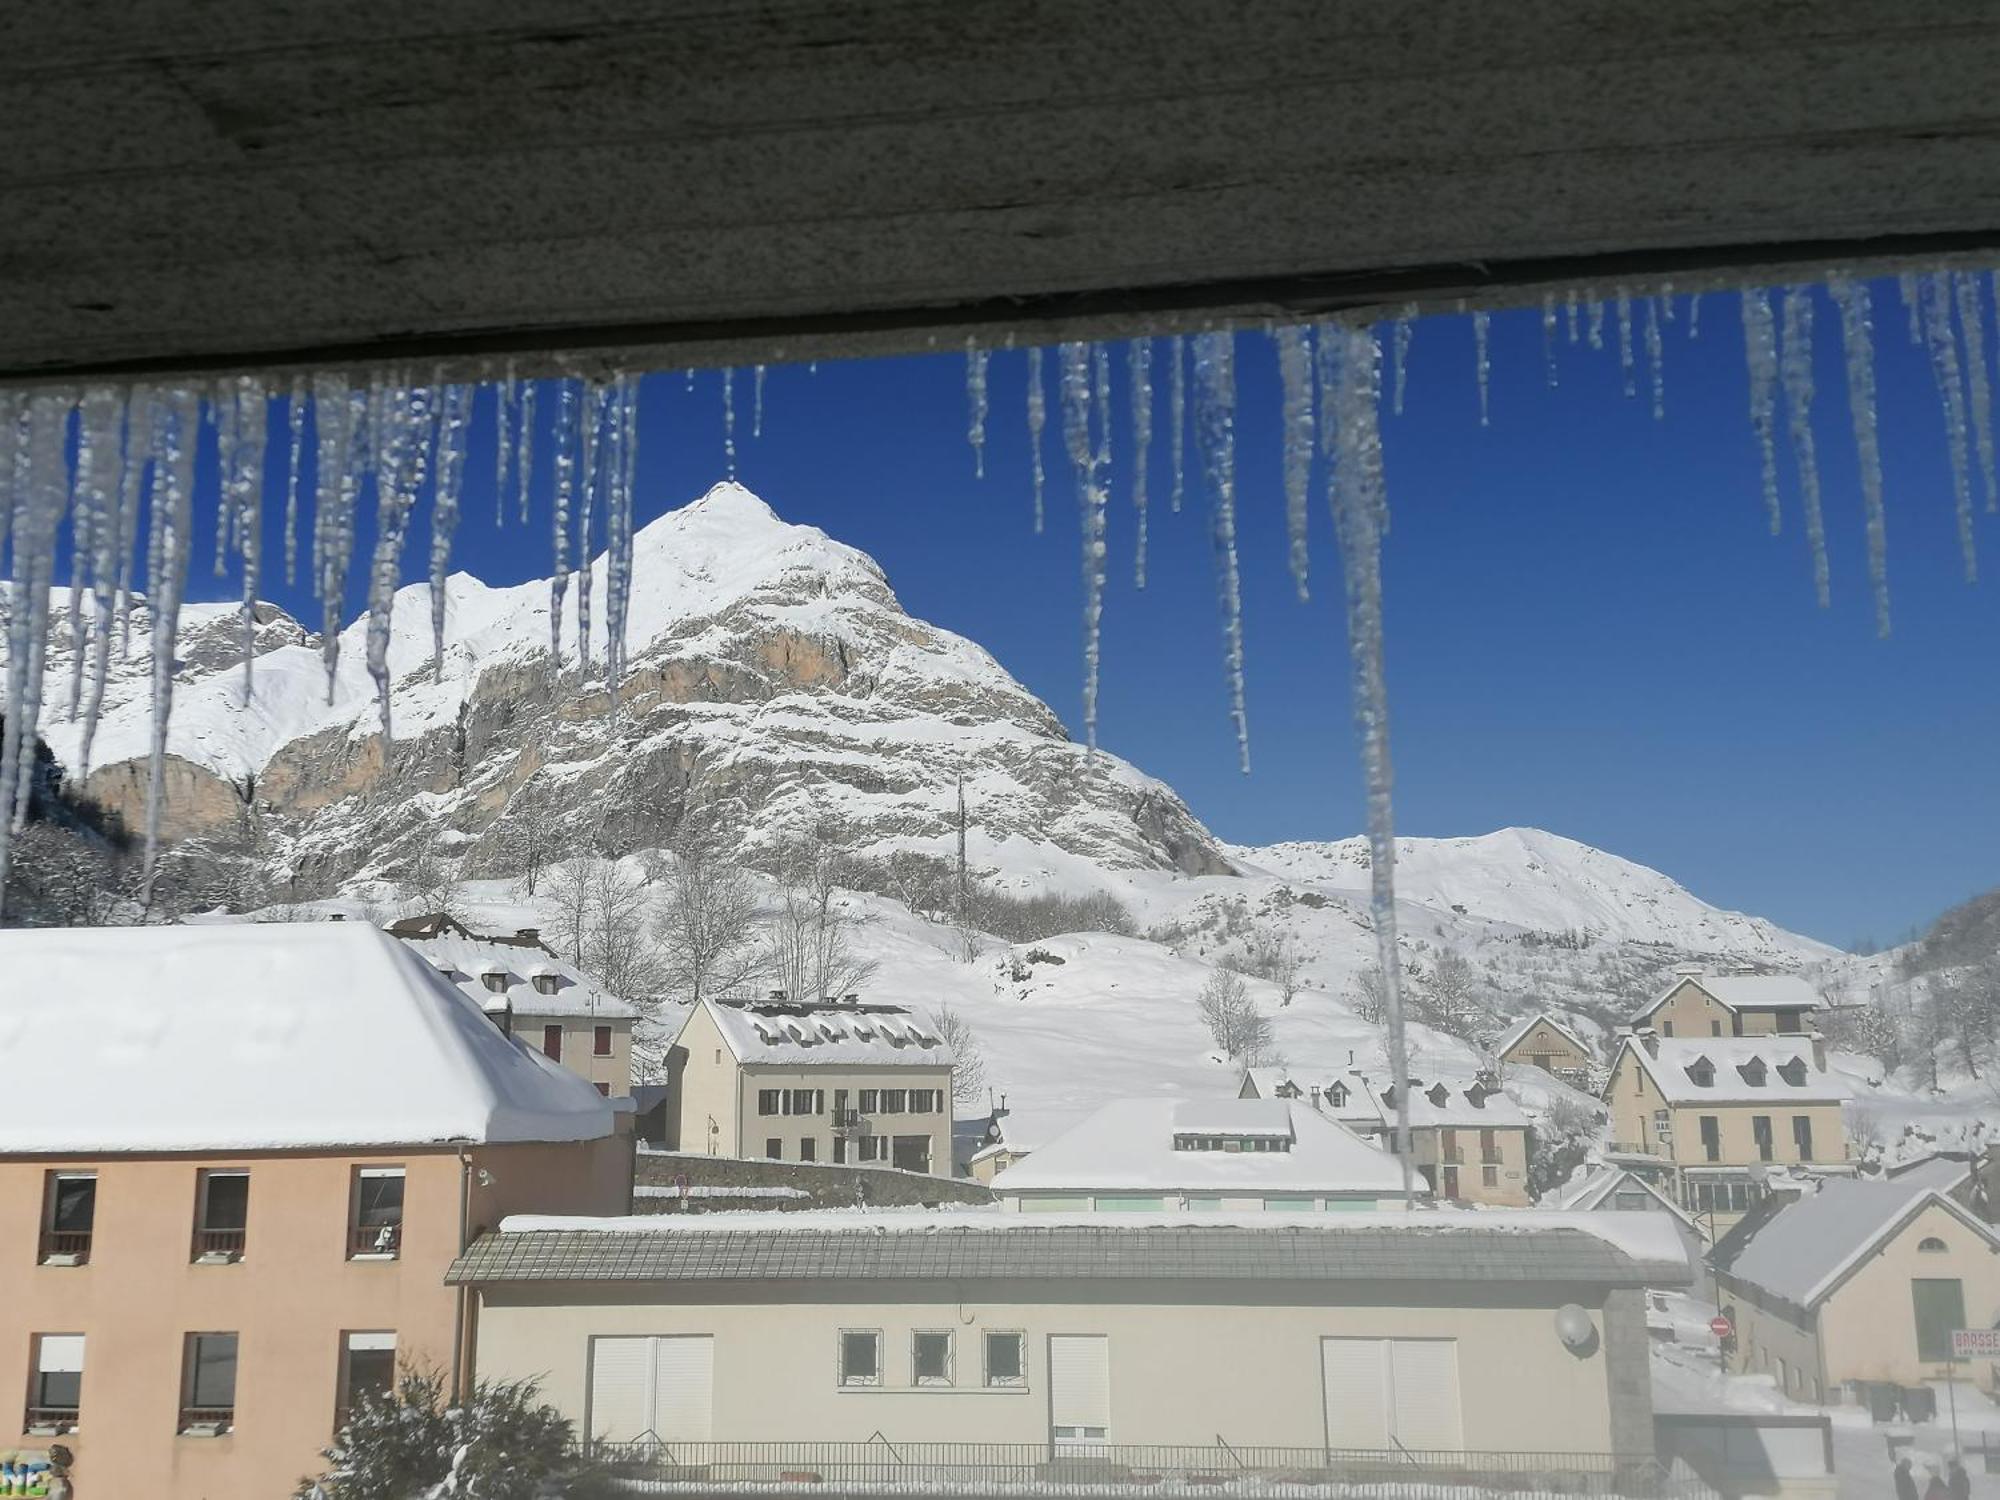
xmin=587 ymin=1437 xmax=1719 ymax=1499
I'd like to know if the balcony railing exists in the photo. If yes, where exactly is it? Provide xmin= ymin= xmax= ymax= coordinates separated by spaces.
xmin=1481 ymin=1150 xmax=1504 ymax=1165
xmin=23 ymin=1406 xmax=78 ymax=1434
xmin=37 ymin=1230 xmax=91 ymax=1264
xmin=191 ymin=1227 xmax=246 ymax=1261
xmin=348 ymin=1222 xmax=402 ymax=1259
xmin=1443 ymin=1149 xmax=1464 ymax=1164
xmin=580 ymin=1439 xmax=1719 ymax=1500
xmin=177 ymin=1406 xmax=234 ymax=1435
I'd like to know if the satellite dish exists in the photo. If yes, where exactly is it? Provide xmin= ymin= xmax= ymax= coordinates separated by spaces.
xmin=1554 ymin=1303 xmax=1598 ymax=1355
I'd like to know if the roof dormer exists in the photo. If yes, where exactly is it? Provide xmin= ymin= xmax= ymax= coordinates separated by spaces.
xmin=1777 ymin=1056 xmax=1808 ymax=1087
xmin=1685 ymin=1057 xmax=1716 ymax=1088
xmin=1737 ymin=1057 xmax=1768 ymax=1088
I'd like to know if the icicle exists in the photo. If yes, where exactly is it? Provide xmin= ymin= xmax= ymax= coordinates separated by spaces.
xmin=753 ymin=363 xmax=767 ymax=441
xmin=1920 ymin=271 xmax=1979 ymax=581
xmin=112 ymin=390 xmax=148 ymax=662
xmin=1830 ymin=278 xmax=1892 ymax=637
xmin=965 ymin=339 xmax=990 ymax=478
xmin=310 ymin=375 xmax=357 ymax=701
xmin=685 ymin=367 xmax=695 ymax=392
xmin=1615 ymin=288 xmax=1636 ymax=397
xmin=283 ymin=376 xmax=306 ymax=585
xmin=1025 ymin=347 xmax=1047 ymax=533
xmin=1778 ymin=287 xmax=1830 ymax=607
xmin=516 ymin=380 xmax=537 ymax=526
xmin=365 ymin=379 xmax=432 ymax=741
xmin=1688 ymin=292 xmax=1702 ymax=340
xmin=494 ymin=373 xmax=515 ymax=528
xmin=212 ymin=389 xmax=237 ymax=578
xmin=1471 ymin=310 xmax=1491 ymax=426
xmin=66 ymin=391 xmax=122 ymax=721
xmin=0 ymin=391 xmax=76 ymax=911
xmin=574 ymin=380 xmax=605 ymax=668
xmin=222 ymin=376 xmax=270 ymax=697
xmin=1322 ymin=320 xmax=1413 ymax=1202
xmin=83 ymin=388 xmax=144 ymax=779
xmin=1587 ymin=299 xmax=1605 ymax=351
xmin=141 ymin=388 xmax=199 ymax=909
xmin=1644 ymin=295 xmax=1665 ymax=420
xmin=1059 ymin=343 xmax=1104 ymax=750
xmin=1741 ymin=289 xmax=1783 ymax=536
xmin=1899 ymin=273 xmax=1924 ymax=346
xmin=1565 ymin=289 xmax=1580 ymax=345
xmin=1659 ymin=285 xmax=1676 ymax=322
xmin=1953 ymin=271 xmax=1999 ymax=512
xmin=1541 ymin=294 xmax=1559 ymax=388
xmin=549 ymin=378 xmax=580 ymax=660
xmin=1275 ymin=325 xmax=1314 ymax=600
xmin=721 ymin=366 xmax=736 ymax=479
xmin=1169 ymin=334 xmax=1187 ymax=513
xmin=1193 ymin=330 xmax=1249 ymax=772
xmin=604 ymin=373 xmax=640 ymax=707
xmin=429 ymin=382 xmax=471 ymax=680
xmin=1392 ymin=309 xmax=1414 ymax=417
xmin=1129 ymin=337 xmax=1153 ymax=588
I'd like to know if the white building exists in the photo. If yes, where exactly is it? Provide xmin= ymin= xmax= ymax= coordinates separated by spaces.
xmin=989 ymin=1097 xmax=1408 ymax=1212
xmin=1240 ymin=1065 xmax=1389 ymax=1138
xmin=664 ymin=996 xmax=954 ymax=1176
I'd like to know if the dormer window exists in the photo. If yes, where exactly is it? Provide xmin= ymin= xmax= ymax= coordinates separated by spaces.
xmin=1686 ymin=1059 xmax=1716 ymax=1088
xmin=1427 ymin=1084 xmax=1450 ymax=1107
xmin=1172 ymin=1133 xmax=1292 ymax=1153
xmin=1778 ymin=1058 xmax=1808 ymax=1087
xmin=480 ymin=971 xmax=509 ymax=994
xmin=1275 ymin=1081 xmax=1301 ymax=1099
xmin=1738 ymin=1058 xmax=1768 ymax=1087
xmin=1328 ymin=1083 xmax=1348 ymax=1107
xmin=531 ymin=973 xmax=559 ymax=996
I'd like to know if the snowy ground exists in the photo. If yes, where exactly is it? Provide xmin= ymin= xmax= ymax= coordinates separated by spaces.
xmin=1651 ymin=1292 xmax=2000 ymax=1500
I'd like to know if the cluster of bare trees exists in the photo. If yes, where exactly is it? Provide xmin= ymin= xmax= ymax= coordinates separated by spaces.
xmin=1196 ymin=968 xmax=1276 ymax=1062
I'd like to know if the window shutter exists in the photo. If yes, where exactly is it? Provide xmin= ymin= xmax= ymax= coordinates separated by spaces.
xmin=589 ymin=1337 xmax=654 ymax=1443
xmin=1388 ymin=1339 xmax=1463 ymax=1451
xmin=37 ymin=1335 xmax=85 ymax=1374
xmin=650 ymin=1336 xmax=714 ymax=1441
xmin=1320 ymin=1338 xmax=1390 ymax=1449
xmin=1048 ymin=1335 xmax=1110 ymax=1431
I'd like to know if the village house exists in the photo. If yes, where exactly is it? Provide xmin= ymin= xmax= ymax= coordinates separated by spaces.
xmin=987 ymin=1097 xmax=1407 ymax=1212
xmin=1239 ymin=1064 xmax=1390 ymax=1139
xmin=1632 ymin=969 xmax=1826 ymax=1039
xmin=1379 ymin=1080 xmax=1535 ymax=1208
xmin=1497 ymin=1012 xmax=1598 ymax=1087
xmin=451 ymin=1208 xmax=1687 ymax=1470
xmin=1 ymin=923 xmax=632 ymax=1500
xmin=1602 ymin=1032 xmax=1849 ymax=1229
xmin=387 ymin=913 xmax=640 ymax=1096
xmin=1553 ymin=1165 xmax=1709 ymax=1289
xmin=1708 ymin=1162 xmax=2000 ymax=1400
xmin=663 ymin=995 xmax=954 ymax=1176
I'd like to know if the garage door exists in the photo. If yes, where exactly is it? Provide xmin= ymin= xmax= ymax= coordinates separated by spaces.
xmin=589 ymin=1335 xmax=714 ymax=1443
xmin=1321 ymin=1338 xmax=1462 ymax=1452
xmin=1049 ymin=1334 xmax=1110 ymax=1443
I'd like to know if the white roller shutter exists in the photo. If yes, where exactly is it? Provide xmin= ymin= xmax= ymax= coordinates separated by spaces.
xmin=589 ymin=1337 xmax=655 ymax=1443
xmin=1387 ymin=1339 xmax=1462 ymax=1452
xmin=1048 ymin=1335 xmax=1110 ymax=1435
xmin=651 ymin=1336 xmax=714 ymax=1441
xmin=1320 ymin=1338 xmax=1390 ymax=1449
xmin=36 ymin=1335 xmax=85 ymax=1374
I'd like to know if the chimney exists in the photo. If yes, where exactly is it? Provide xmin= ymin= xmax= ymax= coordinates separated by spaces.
xmin=1635 ymin=1027 xmax=1661 ymax=1058
xmin=1309 ymin=1085 xmax=1322 ymax=1110
xmin=1673 ymin=963 xmax=1703 ymax=977
xmin=1808 ymin=1028 xmax=1827 ymax=1071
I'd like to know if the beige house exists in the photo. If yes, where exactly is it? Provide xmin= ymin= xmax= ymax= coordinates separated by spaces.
xmin=1603 ymin=1033 xmax=1848 ymax=1229
xmin=988 ymin=1097 xmax=1407 ymax=1211
xmin=1380 ymin=1080 xmax=1534 ymax=1207
xmin=453 ymin=1209 xmax=1689 ymax=1468
xmin=388 ymin=913 xmax=639 ymax=1096
xmin=1 ymin=923 xmax=633 ymax=1500
xmin=665 ymin=996 xmax=954 ymax=1176
xmin=1497 ymin=1013 xmax=1598 ymax=1087
xmin=1632 ymin=970 xmax=1826 ymax=1039
xmin=1711 ymin=1165 xmax=2000 ymax=1399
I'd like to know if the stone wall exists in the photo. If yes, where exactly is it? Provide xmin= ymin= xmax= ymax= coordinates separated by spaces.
xmin=633 ymin=1147 xmax=994 ymax=1210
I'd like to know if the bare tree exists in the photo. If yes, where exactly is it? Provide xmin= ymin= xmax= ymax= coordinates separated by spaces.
xmin=1196 ymin=968 xmax=1273 ymax=1060
xmin=542 ymin=859 xmax=596 ymax=967
xmin=1241 ymin=923 xmax=1305 ymax=1007
xmin=763 ymin=822 xmax=878 ymax=1003
xmin=654 ymin=813 xmax=764 ymax=1004
xmin=583 ymin=860 xmax=664 ymax=1001
xmin=930 ymin=1003 xmax=988 ymax=1106
xmin=1411 ymin=950 xmax=1494 ymax=1041
xmin=1348 ymin=963 xmax=1387 ymax=1025
xmin=498 ymin=776 xmax=559 ymax=896
xmin=404 ymin=825 xmax=468 ymax=923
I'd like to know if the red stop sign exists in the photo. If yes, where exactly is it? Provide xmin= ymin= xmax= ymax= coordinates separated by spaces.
xmin=1710 ymin=1315 xmax=1734 ymax=1339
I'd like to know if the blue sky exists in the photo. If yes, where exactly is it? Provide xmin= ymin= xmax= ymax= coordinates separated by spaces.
xmin=192 ymin=279 xmax=2000 ymax=949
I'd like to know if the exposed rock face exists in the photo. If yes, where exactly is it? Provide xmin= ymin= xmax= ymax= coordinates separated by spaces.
xmin=21 ymin=484 xmax=1231 ymax=894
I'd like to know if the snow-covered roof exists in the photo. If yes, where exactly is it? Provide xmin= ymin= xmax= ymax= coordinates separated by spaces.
xmin=968 ymin=1105 xmax=1087 ymax=1165
xmin=1554 ymin=1166 xmax=1698 ymax=1230
xmin=396 ymin=931 xmax=638 ymax=1020
xmin=1883 ymin=1153 xmax=1977 ymax=1194
xmin=1717 ymin=1181 xmax=2000 ymax=1309
xmin=0 ymin=923 xmax=617 ymax=1153
xmin=692 ymin=996 xmax=954 ymax=1069
xmin=1385 ymin=1080 xmax=1532 ymax=1130
xmin=1172 ymin=1098 xmax=1292 ymax=1136
xmin=989 ymin=1097 xmax=1406 ymax=1197
xmin=1617 ymin=1035 xmax=1844 ymax=1105
xmin=1637 ymin=971 xmax=1825 ymax=1021
xmin=1496 ymin=1011 xmax=1594 ymax=1061
xmin=1242 ymin=1066 xmax=1388 ymax=1129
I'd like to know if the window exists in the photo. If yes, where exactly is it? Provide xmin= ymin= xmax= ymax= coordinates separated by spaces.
xmin=350 ymin=1168 xmax=405 ymax=1258
xmin=1712 ymin=1021 xmax=1724 ymax=1036
xmin=338 ymin=1332 xmax=396 ymax=1424
xmin=533 ymin=973 xmax=559 ymax=995
xmin=799 ymin=1137 xmax=817 ymax=1162
xmin=594 ymin=1081 xmax=610 ymax=1096
xmin=1441 ymin=1129 xmax=1461 ymax=1164
xmin=839 ymin=1330 xmax=882 ymax=1386
xmin=1779 ymin=1058 xmax=1808 ymax=1086
xmin=480 ymin=970 xmax=509 ymax=993
xmin=788 ymin=1088 xmax=819 ymax=1116
xmin=1914 ymin=1279 xmax=1966 ymax=1363
xmin=908 ymin=1089 xmax=938 ymax=1114
xmin=1687 ymin=1060 xmax=1715 ymax=1087
xmin=1183 ymin=1195 xmax=1225 ymax=1211
xmin=1652 ymin=1108 xmax=1671 ymax=1144
xmin=1740 ymin=1059 xmax=1768 ymax=1087
xmin=1699 ymin=1116 xmax=1721 ymax=1163
xmin=758 ymin=1089 xmax=781 ymax=1116
xmin=1753 ymin=1115 xmax=1774 ymax=1162
xmin=541 ymin=1025 xmax=563 ymax=1061
xmin=984 ymin=1331 xmax=1026 ymax=1388
xmin=1094 ymin=1194 xmax=1165 ymax=1211
xmin=1264 ymin=1196 xmax=1314 ymax=1212
xmin=193 ymin=1171 xmax=249 ymax=1261
xmin=1662 ymin=1022 xmax=1675 ymax=1038
xmin=1479 ymin=1128 xmax=1499 ymax=1164
xmin=913 ymin=1330 xmax=954 ymax=1386
xmin=880 ymin=1089 xmax=908 ymax=1114
xmin=181 ymin=1332 xmax=238 ymax=1433
xmin=1777 ymin=1011 xmax=1802 ymax=1034
xmin=1791 ymin=1115 xmax=1814 ymax=1161
xmin=891 ymin=1134 xmax=932 ymax=1173
xmin=26 ymin=1334 xmax=83 ymax=1434
xmin=858 ymin=1089 xmax=880 ymax=1113
xmin=1481 ymin=1165 xmax=1499 ymax=1188
xmin=593 ymin=1025 xmax=613 ymax=1057
xmin=1920 ymin=1236 xmax=1949 ymax=1253
xmin=1613 ymin=1190 xmax=1650 ymax=1212
xmin=832 ymin=1136 xmax=847 ymax=1164
xmin=40 ymin=1172 xmax=95 ymax=1265
xmin=765 ymin=1138 xmax=783 ymax=1159
xmin=858 ymin=1137 xmax=886 ymax=1163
